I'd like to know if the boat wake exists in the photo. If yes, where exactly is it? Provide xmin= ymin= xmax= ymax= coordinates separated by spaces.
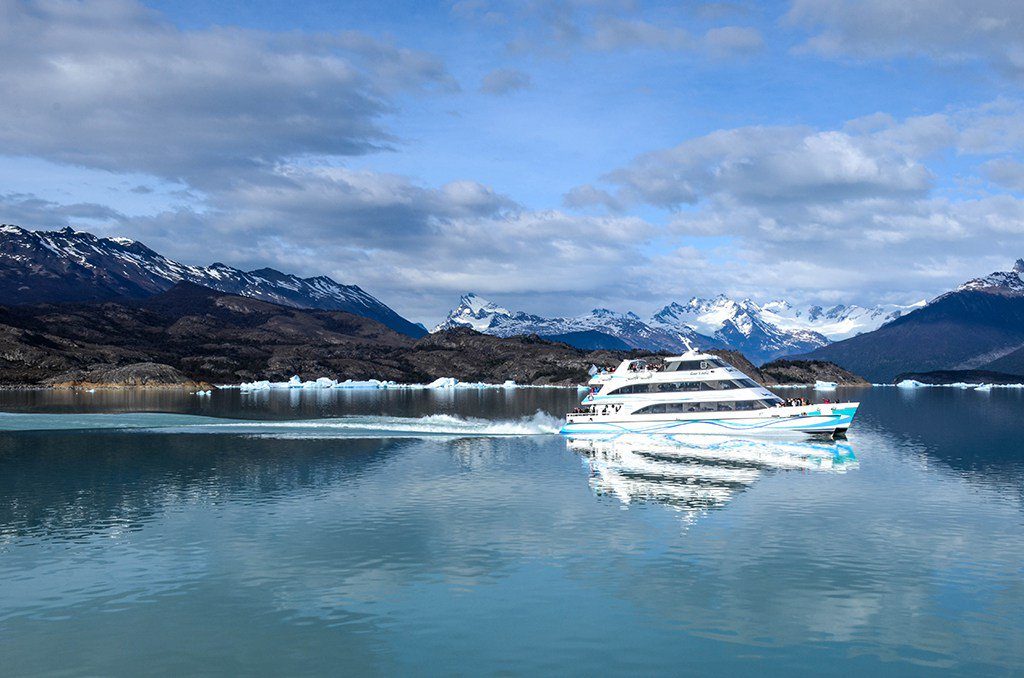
xmin=0 ymin=411 xmax=564 ymax=438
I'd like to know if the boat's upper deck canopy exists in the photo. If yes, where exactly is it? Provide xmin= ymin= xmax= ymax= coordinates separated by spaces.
xmin=611 ymin=352 xmax=734 ymax=375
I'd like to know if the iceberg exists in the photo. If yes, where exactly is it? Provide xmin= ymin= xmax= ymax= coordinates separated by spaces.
xmin=896 ymin=379 xmax=925 ymax=388
xmin=894 ymin=379 xmax=1024 ymax=389
xmin=814 ymin=380 xmax=838 ymax=390
xmin=230 ymin=375 xmax=571 ymax=392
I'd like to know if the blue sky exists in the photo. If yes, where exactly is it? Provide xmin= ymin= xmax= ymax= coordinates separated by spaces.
xmin=2 ymin=0 xmax=1024 ymax=324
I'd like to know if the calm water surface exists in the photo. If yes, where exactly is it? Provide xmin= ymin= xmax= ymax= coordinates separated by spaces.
xmin=1 ymin=386 xmax=1023 ymax=676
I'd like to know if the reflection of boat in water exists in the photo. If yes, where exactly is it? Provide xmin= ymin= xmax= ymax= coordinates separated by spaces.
xmin=563 ymin=349 xmax=859 ymax=436
xmin=566 ymin=433 xmax=857 ymax=515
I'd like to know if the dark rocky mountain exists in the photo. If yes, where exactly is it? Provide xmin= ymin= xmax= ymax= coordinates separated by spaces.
xmin=799 ymin=260 xmax=1024 ymax=382
xmin=0 ymin=224 xmax=425 ymax=338
xmin=540 ymin=330 xmax=631 ymax=351
xmin=45 ymin=362 xmax=206 ymax=389
xmin=980 ymin=344 xmax=1024 ymax=375
xmin=758 ymin=359 xmax=870 ymax=386
xmin=0 ymin=284 xmax=623 ymax=386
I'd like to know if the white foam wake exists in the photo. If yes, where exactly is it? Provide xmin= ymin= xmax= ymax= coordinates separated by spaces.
xmin=0 ymin=411 xmax=564 ymax=437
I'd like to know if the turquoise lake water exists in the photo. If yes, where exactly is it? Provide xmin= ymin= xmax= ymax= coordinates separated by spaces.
xmin=1 ymin=386 xmax=1023 ymax=676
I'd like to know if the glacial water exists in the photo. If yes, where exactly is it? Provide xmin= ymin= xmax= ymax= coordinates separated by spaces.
xmin=1 ymin=386 xmax=1023 ymax=676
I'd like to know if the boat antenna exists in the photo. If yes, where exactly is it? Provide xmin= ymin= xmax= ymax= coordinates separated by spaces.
xmin=681 ymin=336 xmax=696 ymax=353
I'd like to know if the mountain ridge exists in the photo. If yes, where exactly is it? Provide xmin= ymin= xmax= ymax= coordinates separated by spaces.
xmin=799 ymin=259 xmax=1024 ymax=381
xmin=0 ymin=224 xmax=425 ymax=338
xmin=435 ymin=291 xmax=911 ymax=364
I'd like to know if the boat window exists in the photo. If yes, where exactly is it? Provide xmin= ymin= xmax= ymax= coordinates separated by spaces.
xmin=634 ymin=399 xmax=774 ymax=414
xmin=664 ymin=358 xmax=726 ymax=372
xmin=607 ymin=378 xmax=759 ymax=396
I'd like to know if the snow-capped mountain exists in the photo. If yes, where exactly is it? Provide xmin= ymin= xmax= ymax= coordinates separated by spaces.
xmin=802 ymin=256 xmax=1024 ymax=382
xmin=0 ymin=224 xmax=425 ymax=337
xmin=651 ymin=297 xmax=830 ymax=364
xmin=434 ymin=293 xmax=717 ymax=352
xmin=956 ymin=258 xmax=1024 ymax=296
xmin=436 ymin=292 xmax=916 ymax=364
xmin=758 ymin=300 xmax=921 ymax=341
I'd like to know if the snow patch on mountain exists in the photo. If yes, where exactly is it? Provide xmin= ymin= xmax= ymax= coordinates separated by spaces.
xmin=0 ymin=224 xmax=425 ymax=337
xmin=759 ymin=299 xmax=923 ymax=341
xmin=650 ymin=296 xmax=831 ymax=363
xmin=434 ymin=293 xmax=714 ymax=352
xmin=957 ymin=258 xmax=1024 ymax=295
xmin=437 ymin=291 xmax=920 ymax=364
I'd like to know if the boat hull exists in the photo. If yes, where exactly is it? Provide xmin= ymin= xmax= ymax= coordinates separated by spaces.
xmin=560 ymin=405 xmax=858 ymax=437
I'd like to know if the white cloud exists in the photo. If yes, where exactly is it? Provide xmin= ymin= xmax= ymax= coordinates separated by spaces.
xmin=0 ymin=0 xmax=454 ymax=186
xmin=785 ymin=0 xmax=1024 ymax=78
xmin=563 ymin=103 xmax=1024 ymax=307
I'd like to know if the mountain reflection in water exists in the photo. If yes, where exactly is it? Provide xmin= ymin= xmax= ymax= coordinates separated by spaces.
xmin=566 ymin=434 xmax=857 ymax=517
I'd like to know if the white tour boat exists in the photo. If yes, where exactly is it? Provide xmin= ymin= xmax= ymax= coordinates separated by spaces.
xmin=562 ymin=349 xmax=859 ymax=437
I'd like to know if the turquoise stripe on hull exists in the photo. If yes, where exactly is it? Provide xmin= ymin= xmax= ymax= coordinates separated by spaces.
xmin=560 ymin=406 xmax=858 ymax=436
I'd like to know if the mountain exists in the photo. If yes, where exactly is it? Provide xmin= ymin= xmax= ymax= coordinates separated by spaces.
xmin=956 ymin=258 xmax=1024 ymax=295
xmin=0 ymin=224 xmax=425 ymax=338
xmin=758 ymin=299 xmax=921 ymax=340
xmin=434 ymin=292 xmax=911 ymax=364
xmin=433 ymin=293 xmax=718 ymax=353
xmin=0 ymin=284 xmax=637 ymax=386
xmin=799 ymin=259 xmax=1024 ymax=382
xmin=650 ymin=297 xmax=830 ymax=364
xmin=539 ymin=330 xmax=631 ymax=351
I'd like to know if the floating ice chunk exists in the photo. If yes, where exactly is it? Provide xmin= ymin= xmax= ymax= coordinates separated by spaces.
xmin=975 ymin=383 xmax=992 ymax=391
xmin=896 ymin=379 xmax=925 ymax=389
xmin=230 ymin=375 xmax=583 ymax=390
xmin=814 ymin=380 xmax=837 ymax=390
xmin=86 ymin=388 xmax=96 ymax=393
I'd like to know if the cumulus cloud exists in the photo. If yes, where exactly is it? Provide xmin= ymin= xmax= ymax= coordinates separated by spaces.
xmin=479 ymin=68 xmax=533 ymax=94
xmin=0 ymin=0 xmax=454 ymax=186
xmin=785 ymin=0 xmax=1024 ymax=78
xmin=564 ymin=103 xmax=1024 ymax=306
xmin=600 ymin=124 xmax=934 ymax=209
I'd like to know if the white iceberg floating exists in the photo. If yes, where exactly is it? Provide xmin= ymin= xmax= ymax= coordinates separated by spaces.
xmin=229 ymin=375 xmax=573 ymax=392
xmin=813 ymin=380 xmax=838 ymax=390
xmin=896 ymin=379 xmax=926 ymax=389
xmin=895 ymin=379 xmax=1024 ymax=389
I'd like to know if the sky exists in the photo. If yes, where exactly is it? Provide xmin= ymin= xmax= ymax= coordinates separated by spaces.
xmin=2 ymin=0 xmax=1024 ymax=325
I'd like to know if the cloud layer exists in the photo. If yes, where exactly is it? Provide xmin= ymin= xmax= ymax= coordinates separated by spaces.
xmin=2 ymin=1 xmax=1024 ymax=323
